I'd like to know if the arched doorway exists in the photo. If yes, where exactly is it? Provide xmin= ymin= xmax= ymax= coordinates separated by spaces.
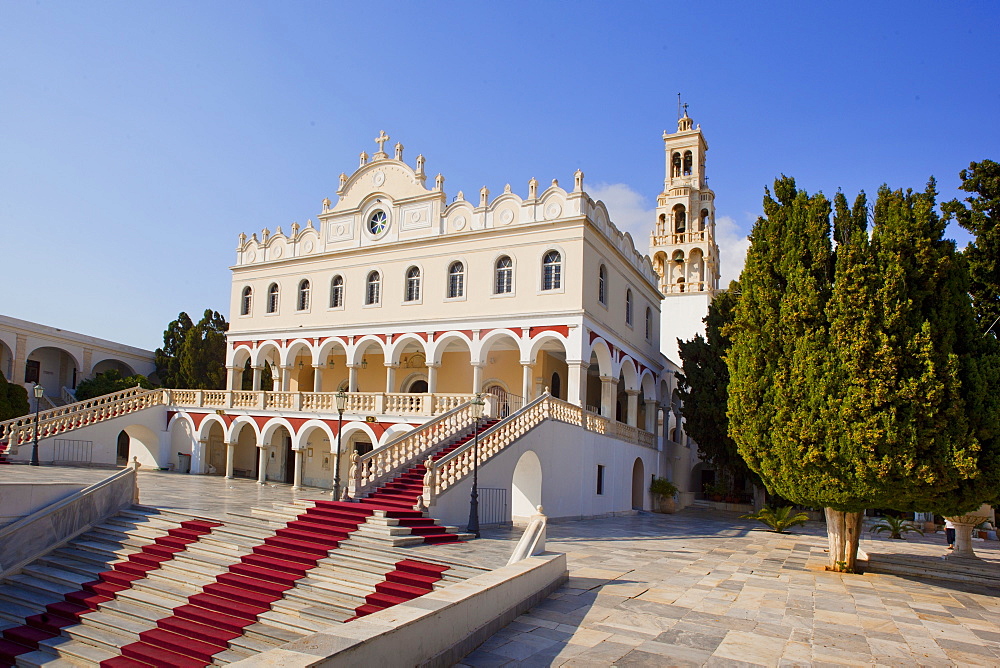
xmin=116 ymin=430 xmax=130 ymax=466
xmin=406 ymin=378 xmax=428 ymax=393
xmin=206 ymin=422 xmax=226 ymax=475
xmin=550 ymin=372 xmax=561 ymax=400
xmin=631 ymin=458 xmax=645 ymax=510
xmin=512 ymin=450 xmax=542 ymax=524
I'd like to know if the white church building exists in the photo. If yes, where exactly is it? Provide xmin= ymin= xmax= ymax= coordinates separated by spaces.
xmin=1 ymin=115 xmax=720 ymax=526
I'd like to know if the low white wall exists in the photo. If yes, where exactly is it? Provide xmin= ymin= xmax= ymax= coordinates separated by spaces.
xmin=430 ymin=420 xmax=660 ymax=528
xmin=0 ymin=467 xmax=137 ymax=577
xmin=229 ymin=552 xmax=567 ymax=668
xmin=0 ymin=482 xmax=86 ymax=526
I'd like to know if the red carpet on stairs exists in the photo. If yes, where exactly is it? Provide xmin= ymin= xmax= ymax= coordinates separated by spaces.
xmin=360 ymin=420 xmax=498 ymax=545
xmin=0 ymin=518 xmax=220 ymax=668
xmin=102 ymin=501 xmax=377 ymax=668
xmin=348 ymin=559 xmax=449 ymax=620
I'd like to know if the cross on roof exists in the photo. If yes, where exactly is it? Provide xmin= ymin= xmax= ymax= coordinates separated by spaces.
xmin=374 ymin=130 xmax=390 ymax=153
xmin=682 ymin=103 xmax=689 ymax=116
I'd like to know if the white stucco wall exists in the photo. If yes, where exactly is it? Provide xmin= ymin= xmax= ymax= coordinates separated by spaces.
xmin=429 ymin=420 xmax=660 ymax=527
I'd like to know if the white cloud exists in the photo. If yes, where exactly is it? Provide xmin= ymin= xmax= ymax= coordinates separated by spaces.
xmin=715 ymin=215 xmax=750 ymax=286
xmin=586 ymin=182 xmax=655 ymax=255
xmin=587 ymin=182 xmax=750 ymax=286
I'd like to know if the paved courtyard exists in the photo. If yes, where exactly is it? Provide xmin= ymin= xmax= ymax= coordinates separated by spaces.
xmin=8 ymin=466 xmax=1000 ymax=666
xmin=457 ymin=510 xmax=1000 ymax=667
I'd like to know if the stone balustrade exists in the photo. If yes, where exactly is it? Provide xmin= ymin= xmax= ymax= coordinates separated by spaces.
xmin=162 ymin=389 xmax=474 ymax=417
xmin=349 ymin=399 xmax=478 ymax=498
xmin=1 ymin=386 xmax=163 ymax=451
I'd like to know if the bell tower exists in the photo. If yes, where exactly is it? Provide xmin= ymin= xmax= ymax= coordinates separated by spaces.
xmin=651 ymin=108 xmax=721 ymax=362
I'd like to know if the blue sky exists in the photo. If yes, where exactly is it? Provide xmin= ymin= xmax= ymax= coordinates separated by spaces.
xmin=2 ymin=1 xmax=998 ymax=350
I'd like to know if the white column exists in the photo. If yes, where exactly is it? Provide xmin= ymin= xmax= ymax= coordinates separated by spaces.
xmin=312 ymin=365 xmax=323 ymax=392
xmin=426 ymin=363 xmax=439 ymax=393
xmin=280 ymin=365 xmax=292 ymax=392
xmin=257 ymin=444 xmax=268 ymax=485
xmin=225 ymin=366 xmax=237 ymax=390
xmin=521 ymin=363 xmax=533 ymax=400
xmin=645 ymin=400 xmax=657 ymax=432
xmin=471 ymin=362 xmax=484 ymax=394
xmin=347 ymin=364 xmax=359 ymax=392
xmin=225 ymin=443 xmax=235 ymax=479
xmin=252 ymin=366 xmax=262 ymax=391
xmin=626 ymin=390 xmax=640 ymax=427
xmin=385 ymin=363 xmax=398 ymax=394
xmin=566 ymin=361 xmax=588 ymax=407
xmin=292 ymin=448 xmax=304 ymax=489
xmin=599 ymin=376 xmax=617 ymax=419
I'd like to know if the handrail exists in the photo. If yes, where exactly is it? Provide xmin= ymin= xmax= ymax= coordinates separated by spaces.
xmin=0 ymin=386 xmax=162 ymax=451
xmin=348 ymin=399 xmax=477 ymax=499
xmin=507 ymin=506 xmax=548 ymax=565
xmin=163 ymin=389 xmax=474 ymax=417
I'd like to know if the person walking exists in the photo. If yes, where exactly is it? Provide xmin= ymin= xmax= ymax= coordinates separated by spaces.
xmin=945 ymin=518 xmax=956 ymax=550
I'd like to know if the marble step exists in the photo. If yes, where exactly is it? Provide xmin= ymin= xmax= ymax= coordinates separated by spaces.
xmin=55 ymin=620 xmax=136 ymax=657
xmin=77 ymin=608 xmax=154 ymax=642
xmin=19 ymin=564 xmax=99 ymax=591
xmin=19 ymin=634 xmax=118 ymax=668
xmin=241 ymin=619 xmax=308 ymax=647
xmin=254 ymin=609 xmax=329 ymax=635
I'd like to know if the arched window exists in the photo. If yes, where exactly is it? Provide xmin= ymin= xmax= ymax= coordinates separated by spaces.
xmin=542 ymin=250 xmax=561 ymax=290
xmin=366 ymin=271 xmax=381 ymax=305
xmin=448 ymin=261 xmax=465 ymax=298
xmin=683 ymin=151 xmax=693 ymax=176
xmin=671 ymin=152 xmax=682 ymax=178
xmin=677 ymin=277 xmax=685 ymax=293
xmin=330 ymin=275 xmax=344 ymax=308
xmin=267 ymin=283 xmax=279 ymax=313
xmin=240 ymin=286 xmax=252 ymax=316
xmin=672 ymin=250 xmax=685 ymax=263
xmin=700 ymin=209 xmax=710 ymax=231
xmin=297 ymin=279 xmax=310 ymax=311
xmin=405 ymin=266 xmax=421 ymax=302
xmin=598 ymin=264 xmax=607 ymax=305
xmin=645 ymin=307 xmax=653 ymax=340
xmin=551 ymin=372 xmax=561 ymax=400
xmin=495 ymin=256 xmax=513 ymax=294
xmin=626 ymin=289 xmax=633 ymax=326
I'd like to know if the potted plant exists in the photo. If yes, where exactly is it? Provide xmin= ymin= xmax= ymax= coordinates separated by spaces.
xmin=650 ymin=477 xmax=679 ymax=514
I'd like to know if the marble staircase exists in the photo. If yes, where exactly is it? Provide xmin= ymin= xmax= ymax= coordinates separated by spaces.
xmin=0 ymin=496 xmax=487 ymax=667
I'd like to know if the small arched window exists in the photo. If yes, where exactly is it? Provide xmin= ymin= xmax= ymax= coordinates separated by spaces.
xmin=448 ymin=261 xmax=465 ymax=298
xmin=673 ymin=205 xmax=687 ymax=233
xmin=677 ymin=277 xmax=685 ymax=293
xmin=241 ymin=286 xmax=252 ymax=316
xmin=626 ymin=289 xmax=633 ymax=326
xmin=366 ymin=271 xmax=381 ymax=305
xmin=297 ymin=279 xmax=310 ymax=311
xmin=598 ymin=264 xmax=607 ymax=305
xmin=700 ymin=209 xmax=710 ymax=231
xmin=645 ymin=307 xmax=653 ymax=340
xmin=671 ymin=152 xmax=682 ymax=178
xmin=405 ymin=266 xmax=421 ymax=302
xmin=683 ymin=151 xmax=693 ymax=176
xmin=495 ymin=256 xmax=513 ymax=294
xmin=542 ymin=250 xmax=561 ymax=290
xmin=672 ymin=250 xmax=685 ymax=263
xmin=267 ymin=283 xmax=279 ymax=314
xmin=330 ymin=275 xmax=344 ymax=308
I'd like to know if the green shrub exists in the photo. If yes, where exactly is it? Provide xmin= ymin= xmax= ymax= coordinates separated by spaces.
xmin=741 ymin=505 xmax=810 ymax=533
xmin=649 ymin=477 xmax=678 ymax=497
xmin=869 ymin=516 xmax=924 ymax=539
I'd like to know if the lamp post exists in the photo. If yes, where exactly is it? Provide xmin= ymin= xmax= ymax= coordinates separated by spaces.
xmin=31 ymin=383 xmax=44 ymax=466
xmin=466 ymin=393 xmax=485 ymax=538
xmin=332 ymin=389 xmax=348 ymax=500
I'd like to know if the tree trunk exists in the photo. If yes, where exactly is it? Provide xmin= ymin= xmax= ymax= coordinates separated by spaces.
xmin=753 ymin=485 xmax=766 ymax=511
xmin=825 ymin=508 xmax=863 ymax=572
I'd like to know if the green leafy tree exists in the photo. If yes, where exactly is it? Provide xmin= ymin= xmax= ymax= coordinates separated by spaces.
xmin=676 ymin=282 xmax=758 ymax=487
xmin=155 ymin=310 xmax=229 ymax=389
xmin=74 ymin=369 xmax=153 ymax=401
xmin=240 ymin=359 xmax=273 ymax=391
xmin=0 ymin=374 xmax=30 ymax=421
xmin=728 ymin=177 xmax=1000 ymax=572
xmin=943 ymin=159 xmax=1000 ymax=338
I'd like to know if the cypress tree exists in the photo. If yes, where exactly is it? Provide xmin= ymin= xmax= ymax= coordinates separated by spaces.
xmin=943 ymin=159 xmax=1000 ymax=338
xmin=677 ymin=282 xmax=757 ymax=488
xmin=728 ymin=177 xmax=1000 ymax=572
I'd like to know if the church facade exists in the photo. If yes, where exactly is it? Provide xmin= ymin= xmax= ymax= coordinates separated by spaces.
xmin=5 ymin=116 xmax=720 ymax=521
